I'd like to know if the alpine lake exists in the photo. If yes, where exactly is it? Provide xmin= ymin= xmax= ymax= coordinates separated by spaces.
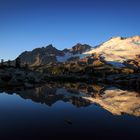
xmin=0 ymin=82 xmax=140 ymax=140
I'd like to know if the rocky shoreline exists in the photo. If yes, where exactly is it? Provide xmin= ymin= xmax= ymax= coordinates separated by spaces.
xmin=0 ymin=66 xmax=140 ymax=92
xmin=0 ymin=66 xmax=45 ymax=89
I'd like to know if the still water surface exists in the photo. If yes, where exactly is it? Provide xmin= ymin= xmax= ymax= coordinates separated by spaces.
xmin=0 ymin=83 xmax=140 ymax=140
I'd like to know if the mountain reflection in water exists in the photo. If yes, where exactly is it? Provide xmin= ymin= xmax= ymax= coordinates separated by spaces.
xmin=1 ymin=82 xmax=140 ymax=117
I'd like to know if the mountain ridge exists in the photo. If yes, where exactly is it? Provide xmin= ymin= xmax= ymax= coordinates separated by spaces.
xmin=18 ymin=43 xmax=93 ymax=66
xmin=17 ymin=35 xmax=140 ymax=67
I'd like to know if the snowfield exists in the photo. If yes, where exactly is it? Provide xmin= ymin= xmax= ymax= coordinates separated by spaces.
xmin=56 ymin=52 xmax=91 ymax=62
xmin=84 ymin=36 xmax=140 ymax=67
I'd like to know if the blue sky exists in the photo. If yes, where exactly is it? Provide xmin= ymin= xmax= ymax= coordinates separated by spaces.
xmin=0 ymin=0 xmax=140 ymax=60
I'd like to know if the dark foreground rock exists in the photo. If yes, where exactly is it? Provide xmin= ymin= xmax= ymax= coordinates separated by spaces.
xmin=0 ymin=67 xmax=44 ymax=88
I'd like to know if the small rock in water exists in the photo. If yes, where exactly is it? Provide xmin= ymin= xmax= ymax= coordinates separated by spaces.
xmin=65 ymin=119 xmax=72 ymax=125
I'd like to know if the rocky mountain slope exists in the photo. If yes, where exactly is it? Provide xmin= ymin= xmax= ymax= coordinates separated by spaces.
xmin=19 ymin=44 xmax=64 ymax=66
xmin=18 ymin=44 xmax=92 ymax=66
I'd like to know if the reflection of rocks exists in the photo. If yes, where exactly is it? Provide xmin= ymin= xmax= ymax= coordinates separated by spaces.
xmin=1 ymin=82 xmax=140 ymax=116
xmin=18 ymin=86 xmax=59 ymax=106
xmin=84 ymin=87 xmax=140 ymax=116
xmin=11 ymin=84 xmax=91 ymax=107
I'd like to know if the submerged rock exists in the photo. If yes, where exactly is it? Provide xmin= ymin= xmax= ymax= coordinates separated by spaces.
xmin=65 ymin=119 xmax=72 ymax=125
